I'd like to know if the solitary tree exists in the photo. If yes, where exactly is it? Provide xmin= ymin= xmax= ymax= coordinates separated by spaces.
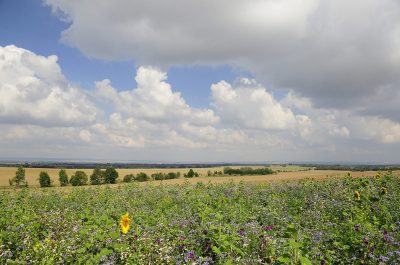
xmin=39 ymin=171 xmax=51 ymax=187
xmin=186 ymin=169 xmax=195 ymax=178
xmin=59 ymin=169 xmax=69 ymax=186
xmin=104 ymin=167 xmax=119 ymax=184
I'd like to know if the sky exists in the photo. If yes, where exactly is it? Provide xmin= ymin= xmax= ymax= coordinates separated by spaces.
xmin=0 ymin=0 xmax=400 ymax=163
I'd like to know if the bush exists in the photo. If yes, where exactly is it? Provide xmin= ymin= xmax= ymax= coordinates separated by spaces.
xmin=70 ymin=171 xmax=88 ymax=186
xmin=185 ymin=169 xmax=196 ymax=178
xmin=136 ymin=172 xmax=149 ymax=182
xmin=59 ymin=169 xmax=69 ymax=186
xmin=223 ymin=167 xmax=274 ymax=175
xmin=152 ymin=173 xmax=164 ymax=180
xmin=123 ymin=174 xmax=135 ymax=183
xmin=165 ymin=172 xmax=179 ymax=179
xmin=104 ymin=167 xmax=119 ymax=184
xmin=39 ymin=171 xmax=51 ymax=187
xmin=9 ymin=167 xmax=27 ymax=187
xmin=90 ymin=168 xmax=103 ymax=185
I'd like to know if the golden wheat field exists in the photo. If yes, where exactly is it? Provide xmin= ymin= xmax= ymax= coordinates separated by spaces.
xmin=1 ymin=166 xmax=398 ymax=188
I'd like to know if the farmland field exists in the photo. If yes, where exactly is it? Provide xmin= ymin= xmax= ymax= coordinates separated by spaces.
xmin=1 ymin=171 xmax=400 ymax=264
xmin=1 ymin=166 xmax=396 ymax=188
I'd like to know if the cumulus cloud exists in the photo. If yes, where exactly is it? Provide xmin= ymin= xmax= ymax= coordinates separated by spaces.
xmin=2 ymin=45 xmax=400 ymax=162
xmin=45 ymin=0 xmax=400 ymax=120
xmin=0 ymin=45 xmax=97 ymax=126
xmin=95 ymin=66 xmax=219 ymax=126
xmin=211 ymin=78 xmax=298 ymax=130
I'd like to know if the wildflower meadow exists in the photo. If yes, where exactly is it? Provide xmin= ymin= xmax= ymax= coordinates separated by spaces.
xmin=0 ymin=172 xmax=399 ymax=264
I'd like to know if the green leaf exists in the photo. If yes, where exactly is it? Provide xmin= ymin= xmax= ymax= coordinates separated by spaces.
xmin=109 ymin=231 xmax=120 ymax=240
xmin=277 ymin=255 xmax=291 ymax=263
xmin=212 ymin=246 xmax=222 ymax=254
xmin=289 ymin=239 xmax=303 ymax=249
xmin=300 ymin=256 xmax=312 ymax=265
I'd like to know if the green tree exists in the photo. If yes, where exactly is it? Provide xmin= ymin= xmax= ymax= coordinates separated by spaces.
xmin=39 ymin=171 xmax=51 ymax=187
xmin=70 ymin=171 xmax=88 ymax=186
xmin=104 ymin=167 xmax=119 ymax=184
xmin=58 ymin=169 xmax=69 ymax=186
xmin=9 ymin=167 xmax=27 ymax=187
xmin=186 ymin=168 xmax=195 ymax=178
xmin=123 ymin=174 xmax=134 ymax=183
xmin=90 ymin=168 xmax=103 ymax=185
xmin=136 ymin=172 xmax=149 ymax=182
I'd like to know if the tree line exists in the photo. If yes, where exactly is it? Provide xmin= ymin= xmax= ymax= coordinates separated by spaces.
xmin=8 ymin=167 xmax=201 ymax=188
xmin=223 ymin=167 xmax=275 ymax=175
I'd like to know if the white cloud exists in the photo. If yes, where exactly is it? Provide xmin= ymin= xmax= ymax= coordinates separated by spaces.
xmin=1 ymin=45 xmax=400 ymax=162
xmin=44 ymin=0 xmax=400 ymax=121
xmin=96 ymin=66 xmax=219 ymax=126
xmin=0 ymin=45 xmax=97 ymax=126
xmin=211 ymin=78 xmax=297 ymax=130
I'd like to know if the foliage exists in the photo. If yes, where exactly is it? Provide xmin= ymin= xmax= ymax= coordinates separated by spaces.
xmin=58 ymin=169 xmax=69 ymax=186
xmin=104 ymin=167 xmax=119 ymax=184
xmin=136 ymin=172 xmax=149 ymax=182
xmin=0 ymin=172 xmax=399 ymax=264
xmin=123 ymin=174 xmax=135 ymax=183
xmin=9 ymin=167 xmax=27 ymax=187
xmin=69 ymin=171 xmax=88 ymax=186
xmin=223 ymin=166 xmax=274 ymax=175
xmin=90 ymin=168 xmax=104 ymax=185
xmin=185 ymin=168 xmax=198 ymax=178
xmin=151 ymin=172 xmax=181 ymax=180
xmin=39 ymin=171 xmax=51 ymax=187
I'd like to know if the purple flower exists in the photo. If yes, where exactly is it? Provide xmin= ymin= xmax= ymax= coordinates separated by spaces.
xmin=353 ymin=224 xmax=361 ymax=232
xmin=264 ymin=225 xmax=274 ymax=231
xmin=184 ymin=250 xmax=196 ymax=262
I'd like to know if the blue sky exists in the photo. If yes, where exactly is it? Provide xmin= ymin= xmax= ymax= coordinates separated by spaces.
xmin=1 ymin=0 xmax=400 ymax=163
xmin=0 ymin=0 xmax=244 ymax=108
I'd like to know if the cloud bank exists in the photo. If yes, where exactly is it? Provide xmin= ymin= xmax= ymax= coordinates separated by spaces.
xmin=45 ymin=0 xmax=400 ymax=122
xmin=1 ymin=45 xmax=400 ymax=162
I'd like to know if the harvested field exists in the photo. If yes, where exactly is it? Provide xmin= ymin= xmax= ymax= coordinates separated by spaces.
xmin=1 ymin=166 xmax=398 ymax=188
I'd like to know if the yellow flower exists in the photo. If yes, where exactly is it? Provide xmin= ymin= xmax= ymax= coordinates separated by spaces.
xmin=120 ymin=213 xmax=131 ymax=234
xmin=380 ymin=187 xmax=387 ymax=195
xmin=354 ymin=191 xmax=361 ymax=201
xmin=374 ymin=173 xmax=381 ymax=180
xmin=347 ymin=172 xmax=351 ymax=177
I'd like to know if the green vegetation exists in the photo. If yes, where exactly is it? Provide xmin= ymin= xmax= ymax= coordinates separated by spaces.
xmin=123 ymin=174 xmax=135 ymax=183
xmin=135 ymin=172 xmax=149 ymax=182
xmin=1 ymin=172 xmax=399 ymax=264
xmin=184 ymin=168 xmax=199 ymax=178
xmin=58 ymin=169 xmax=69 ymax=186
xmin=104 ymin=167 xmax=119 ymax=184
xmin=38 ymin=171 xmax=51 ymax=187
xmin=223 ymin=166 xmax=274 ymax=175
xmin=69 ymin=170 xmax=88 ymax=186
xmin=8 ymin=166 xmax=27 ymax=187
xmin=90 ymin=168 xmax=103 ymax=185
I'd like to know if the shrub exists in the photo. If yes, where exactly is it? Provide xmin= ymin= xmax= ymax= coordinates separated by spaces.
xmin=70 ymin=171 xmax=88 ymax=186
xmin=165 ymin=172 xmax=179 ymax=179
xmin=58 ymin=169 xmax=69 ymax=186
xmin=152 ymin=173 xmax=164 ymax=180
xmin=90 ymin=168 xmax=103 ymax=185
xmin=39 ymin=171 xmax=51 ymax=187
xmin=104 ymin=167 xmax=119 ymax=184
xmin=185 ymin=169 xmax=198 ymax=178
xmin=123 ymin=174 xmax=135 ymax=183
xmin=9 ymin=167 xmax=27 ymax=187
xmin=223 ymin=167 xmax=274 ymax=176
xmin=136 ymin=172 xmax=149 ymax=182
